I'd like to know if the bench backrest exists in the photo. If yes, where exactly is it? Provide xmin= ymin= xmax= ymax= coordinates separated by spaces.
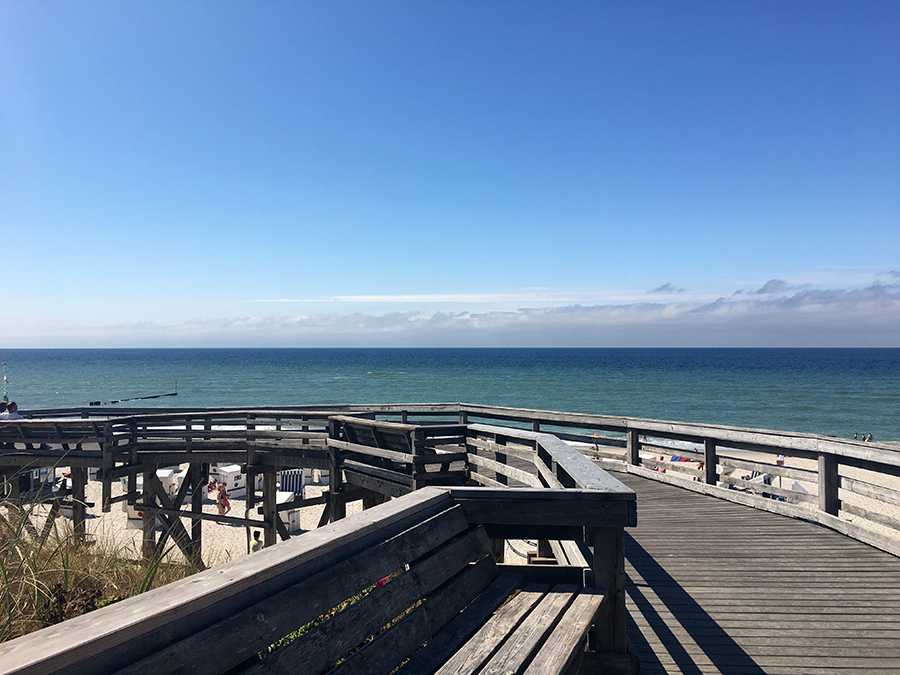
xmin=0 ymin=488 xmax=494 ymax=675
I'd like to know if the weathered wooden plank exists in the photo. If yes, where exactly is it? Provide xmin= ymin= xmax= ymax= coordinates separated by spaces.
xmin=448 ymin=487 xmax=636 ymax=528
xmin=343 ymin=469 xmax=411 ymax=498
xmin=248 ymin=526 xmax=494 ymax=675
xmin=466 ymin=453 xmax=542 ymax=487
xmin=479 ymin=584 xmax=576 ymax=675
xmin=327 ymin=554 xmax=500 ymax=675
xmin=0 ymin=488 xmax=456 ymax=675
xmin=522 ymin=588 xmax=605 ymax=675
xmin=326 ymin=437 xmax=415 ymax=463
xmin=840 ymin=475 xmax=900 ymax=508
xmin=342 ymin=459 xmax=413 ymax=486
xmin=434 ymin=585 xmax=549 ymax=675
xmin=394 ymin=572 xmax=524 ymax=675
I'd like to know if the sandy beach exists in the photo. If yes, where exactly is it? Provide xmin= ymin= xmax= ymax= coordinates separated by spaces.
xmin=56 ymin=471 xmax=354 ymax=568
xmin=31 ymin=467 xmax=538 ymax=571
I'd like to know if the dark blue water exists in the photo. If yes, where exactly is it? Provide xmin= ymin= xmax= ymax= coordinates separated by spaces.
xmin=1 ymin=348 xmax=898 ymax=440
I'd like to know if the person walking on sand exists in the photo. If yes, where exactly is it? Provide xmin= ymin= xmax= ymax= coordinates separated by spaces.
xmin=216 ymin=483 xmax=231 ymax=517
xmin=250 ymin=530 xmax=263 ymax=553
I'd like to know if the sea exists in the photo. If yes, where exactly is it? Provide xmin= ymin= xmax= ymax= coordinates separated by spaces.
xmin=1 ymin=348 xmax=899 ymax=441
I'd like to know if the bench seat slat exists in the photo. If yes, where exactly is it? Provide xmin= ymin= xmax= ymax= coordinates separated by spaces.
xmin=249 ymin=526 xmax=494 ymax=675
xmin=480 ymin=584 xmax=578 ymax=675
xmin=328 ymin=555 xmax=500 ymax=675
xmin=394 ymin=572 xmax=524 ymax=675
xmin=523 ymin=588 xmax=605 ymax=675
xmin=434 ymin=585 xmax=550 ymax=675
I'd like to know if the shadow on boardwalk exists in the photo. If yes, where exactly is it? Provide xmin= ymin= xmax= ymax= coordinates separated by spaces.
xmin=627 ymin=533 xmax=765 ymax=675
xmin=618 ymin=473 xmax=900 ymax=675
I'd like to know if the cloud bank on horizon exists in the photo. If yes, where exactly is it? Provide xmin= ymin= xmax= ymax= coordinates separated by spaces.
xmin=8 ymin=277 xmax=899 ymax=348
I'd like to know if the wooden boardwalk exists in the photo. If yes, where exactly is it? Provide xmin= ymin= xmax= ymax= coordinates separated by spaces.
xmin=617 ymin=473 xmax=900 ymax=674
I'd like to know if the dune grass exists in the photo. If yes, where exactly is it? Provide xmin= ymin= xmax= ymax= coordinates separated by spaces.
xmin=0 ymin=475 xmax=195 ymax=642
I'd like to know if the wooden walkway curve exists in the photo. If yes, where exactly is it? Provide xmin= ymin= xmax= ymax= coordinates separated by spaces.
xmin=618 ymin=473 xmax=900 ymax=674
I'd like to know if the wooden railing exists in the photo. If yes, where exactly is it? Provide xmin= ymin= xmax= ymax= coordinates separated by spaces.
xmin=454 ymin=403 xmax=900 ymax=558
xmin=1 ymin=407 xmax=638 ymax=673
xmin=5 ymin=401 xmax=900 ymax=557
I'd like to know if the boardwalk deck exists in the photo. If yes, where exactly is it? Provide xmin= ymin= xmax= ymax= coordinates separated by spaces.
xmin=619 ymin=473 xmax=900 ymax=674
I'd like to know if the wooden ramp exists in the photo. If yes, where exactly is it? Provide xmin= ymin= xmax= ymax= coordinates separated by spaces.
xmin=618 ymin=474 xmax=900 ymax=674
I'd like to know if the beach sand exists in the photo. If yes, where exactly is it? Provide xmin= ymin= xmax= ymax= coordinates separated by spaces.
xmin=33 ymin=469 xmax=535 ymax=570
xmin=66 ymin=472 xmax=359 ymax=568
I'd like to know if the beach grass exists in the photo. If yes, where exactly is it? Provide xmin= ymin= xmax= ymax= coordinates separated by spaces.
xmin=0 ymin=477 xmax=194 ymax=642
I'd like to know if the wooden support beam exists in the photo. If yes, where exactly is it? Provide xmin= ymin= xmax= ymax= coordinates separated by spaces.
xmin=589 ymin=526 xmax=626 ymax=653
xmin=263 ymin=469 xmax=277 ymax=548
xmin=141 ymin=466 xmax=156 ymax=559
xmin=191 ymin=463 xmax=205 ymax=565
xmin=101 ymin=428 xmax=113 ymax=513
xmin=148 ymin=474 xmax=202 ymax=569
xmin=71 ymin=466 xmax=87 ymax=540
xmin=819 ymin=452 xmax=840 ymax=516
xmin=704 ymin=438 xmax=718 ymax=485
xmin=626 ymin=429 xmax=641 ymax=466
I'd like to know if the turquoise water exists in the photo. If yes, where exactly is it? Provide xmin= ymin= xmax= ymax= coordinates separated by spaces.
xmin=1 ymin=348 xmax=898 ymax=440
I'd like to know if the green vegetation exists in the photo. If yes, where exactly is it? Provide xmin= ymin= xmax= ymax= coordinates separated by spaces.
xmin=0 ymin=475 xmax=194 ymax=642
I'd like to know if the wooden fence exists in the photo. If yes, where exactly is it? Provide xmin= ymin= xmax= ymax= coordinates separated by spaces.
xmin=5 ymin=401 xmax=900 ymax=557
xmin=0 ymin=406 xmax=637 ymax=673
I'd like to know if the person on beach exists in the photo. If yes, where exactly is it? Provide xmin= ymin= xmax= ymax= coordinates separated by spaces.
xmin=216 ymin=483 xmax=231 ymax=516
xmin=0 ymin=402 xmax=23 ymax=420
xmin=250 ymin=531 xmax=263 ymax=553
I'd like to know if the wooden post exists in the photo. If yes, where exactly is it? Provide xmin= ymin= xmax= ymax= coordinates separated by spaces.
xmin=590 ymin=526 xmax=627 ymax=653
xmin=190 ymin=463 xmax=205 ymax=565
xmin=626 ymin=429 xmax=641 ymax=465
xmin=704 ymin=438 xmax=718 ymax=485
xmin=263 ymin=469 xmax=278 ymax=548
xmin=101 ymin=422 xmax=113 ymax=512
xmin=71 ymin=466 xmax=87 ymax=540
xmin=495 ymin=437 xmax=508 ymax=486
xmin=819 ymin=453 xmax=840 ymax=516
xmin=8 ymin=467 xmax=20 ymax=506
xmin=142 ymin=466 xmax=156 ymax=559
xmin=537 ymin=539 xmax=553 ymax=559
xmin=490 ymin=537 xmax=505 ymax=563
xmin=458 ymin=410 xmax=468 ymax=424
xmin=532 ymin=421 xmax=540 ymax=432
xmin=327 ymin=419 xmax=346 ymax=523
xmin=410 ymin=428 xmax=425 ymax=491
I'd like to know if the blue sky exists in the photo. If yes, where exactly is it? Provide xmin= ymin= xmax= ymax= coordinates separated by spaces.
xmin=1 ymin=1 xmax=898 ymax=347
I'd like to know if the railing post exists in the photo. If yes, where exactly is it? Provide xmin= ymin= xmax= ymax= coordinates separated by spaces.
xmin=327 ymin=418 xmax=346 ymax=522
xmin=819 ymin=452 xmax=840 ymax=516
xmin=71 ymin=466 xmax=87 ymax=541
xmin=704 ymin=438 xmax=718 ymax=485
xmin=190 ymin=463 xmax=205 ymax=564
xmin=626 ymin=429 xmax=641 ymax=465
xmin=263 ymin=469 xmax=278 ymax=548
xmin=101 ymin=421 xmax=113 ymax=512
xmin=458 ymin=409 xmax=468 ymax=424
xmin=410 ymin=428 xmax=425 ymax=490
xmin=142 ymin=466 xmax=156 ymax=559
xmin=590 ymin=525 xmax=627 ymax=653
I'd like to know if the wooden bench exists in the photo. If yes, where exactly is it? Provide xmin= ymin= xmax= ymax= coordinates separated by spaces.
xmin=0 ymin=487 xmax=610 ymax=675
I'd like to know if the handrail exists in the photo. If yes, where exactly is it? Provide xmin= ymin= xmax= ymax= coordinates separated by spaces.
xmin=5 ymin=402 xmax=900 ymax=556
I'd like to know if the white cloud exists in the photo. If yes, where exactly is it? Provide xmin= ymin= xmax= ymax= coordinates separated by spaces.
xmin=6 ymin=283 xmax=899 ymax=348
xmin=649 ymin=283 xmax=685 ymax=294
